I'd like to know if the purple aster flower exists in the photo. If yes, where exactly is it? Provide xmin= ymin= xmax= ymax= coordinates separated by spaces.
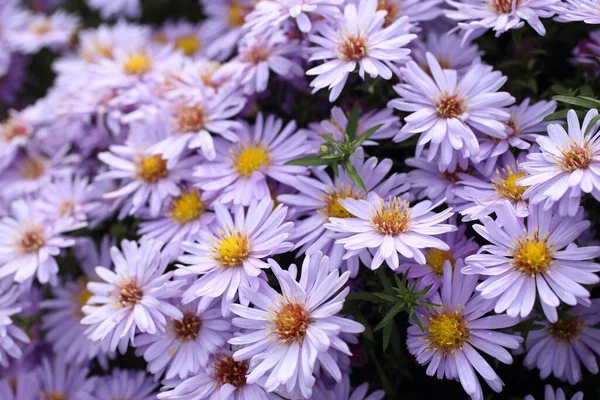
xmin=306 ymin=0 xmax=416 ymax=101
xmin=97 ymin=117 xmax=202 ymax=218
xmin=81 ymin=239 xmax=184 ymax=353
xmin=374 ymin=0 xmax=444 ymax=25
xmin=229 ymin=252 xmax=364 ymax=398
xmin=445 ymin=0 xmax=559 ymax=40
xmin=314 ymin=374 xmax=385 ymax=400
xmin=279 ymin=152 xmax=409 ymax=276
xmin=0 ymin=54 xmax=26 ymax=105
xmin=176 ymin=197 xmax=293 ymax=315
xmin=555 ymin=0 xmax=600 ymax=24
xmin=389 ymin=54 xmax=514 ymax=171
xmin=35 ymin=173 xmax=100 ymax=224
xmin=474 ymin=98 xmax=556 ymax=175
xmin=524 ymin=300 xmax=600 ymax=384
xmin=245 ymin=0 xmax=344 ymax=34
xmin=193 ymin=113 xmax=310 ymax=206
xmin=201 ymin=0 xmax=254 ymax=60
xmin=218 ymin=30 xmax=303 ymax=95
xmin=155 ymin=20 xmax=221 ymax=60
xmin=87 ymin=0 xmax=141 ymax=18
xmin=90 ymin=369 xmax=157 ymax=400
xmin=158 ymin=349 xmax=280 ymax=400
xmin=0 ymin=110 xmax=35 ymax=173
xmin=325 ymin=194 xmax=456 ymax=271
xmin=456 ymin=152 xmax=530 ymax=220
xmin=10 ymin=11 xmax=78 ymax=54
xmin=401 ymin=222 xmax=479 ymax=295
xmin=411 ymin=32 xmax=482 ymax=76
xmin=571 ymin=29 xmax=600 ymax=74
xmin=408 ymin=261 xmax=522 ymax=400
xmin=0 ymin=200 xmax=84 ymax=285
xmin=525 ymin=385 xmax=584 ymax=400
xmin=37 ymin=357 xmax=95 ymax=399
xmin=464 ymin=203 xmax=600 ymax=322
xmin=0 ymin=371 xmax=39 ymax=400
xmin=0 ymin=282 xmax=29 ymax=367
xmin=135 ymin=297 xmax=232 ymax=380
xmin=302 ymin=106 xmax=401 ymax=148
xmin=519 ymin=109 xmax=600 ymax=217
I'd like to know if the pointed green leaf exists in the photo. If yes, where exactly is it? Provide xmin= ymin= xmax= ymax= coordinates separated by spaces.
xmin=343 ymin=161 xmax=366 ymax=191
xmin=585 ymin=113 xmax=600 ymax=134
xmin=374 ymin=302 xmax=405 ymax=331
xmin=578 ymin=96 xmax=600 ymax=107
xmin=320 ymin=134 xmax=342 ymax=152
xmin=346 ymin=104 xmax=360 ymax=139
xmin=382 ymin=321 xmax=393 ymax=352
xmin=347 ymin=292 xmax=381 ymax=303
xmin=285 ymin=155 xmax=333 ymax=166
xmin=373 ymin=293 xmax=397 ymax=303
xmin=351 ymin=124 xmax=383 ymax=150
xmin=552 ymin=95 xmax=599 ymax=110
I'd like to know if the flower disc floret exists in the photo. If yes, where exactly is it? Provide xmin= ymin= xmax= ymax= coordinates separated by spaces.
xmin=118 ymin=280 xmax=143 ymax=307
xmin=169 ymin=190 xmax=205 ymax=225
xmin=212 ymin=229 xmax=250 ymax=268
xmin=492 ymin=166 xmax=527 ymax=202
xmin=124 ymin=52 xmax=152 ymax=75
xmin=175 ymin=35 xmax=201 ymax=56
xmin=436 ymin=93 xmax=465 ymax=119
xmin=177 ymin=104 xmax=207 ymax=133
xmin=270 ymin=300 xmax=311 ymax=345
xmin=137 ymin=155 xmax=168 ymax=183
xmin=489 ymin=0 xmax=521 ymax=14
xmin=338 ymin=33 xmax=368 ymax=61
xmin=19 ymin=156 xmax=46 ymax=179
xmin=232 ymin=142 xmax=270 ymax=177
xmin=560 ymin=142 xmax=593 ymax=172
xmin=426 ymin=310 xmax=470 ymax=353
xmin=17 ymin=224 xmax=46 ymax=253
xmin=548 ymin=316 xmax=584 ymax=343
xmin=213 ymin=354 xmax=249 ymax=389
xmin=425 ymin=249 xmax=455 ymax=276
xmin=174 ymin=312 xmax=202 ymax=341
xmin=511 ymin=233 xmax=553 ymax=276
xmin=322 ymin=185 xmax=363 ymax=218
xmin=371 ymin=197 xmax=412 ymax=236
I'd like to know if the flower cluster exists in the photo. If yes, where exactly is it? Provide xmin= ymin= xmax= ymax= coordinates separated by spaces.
xmin=2 ymin=0 xmax=600 ymax=399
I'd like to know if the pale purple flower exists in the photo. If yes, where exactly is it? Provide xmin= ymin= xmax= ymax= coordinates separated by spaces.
xmin=176 ymin=198 xmax=293 ymax=315
xmin=81 ymin=239 xmax=184 ymax=353
xmin=525 ymin=385 xmax=584 ymax=400
xmin=464 ymin=203 xmax=600 ymax=323
xmin=445 ymin=0 xmax=559 ymax=41
xmin=408 ymin=261 xmax=522 ymax=400
xmin=313 ymin=374 xmax=384 ymax=400
xmin=389 ymin=54 xmax=514 ymax=171
xmin=87 ymin=0 xmax=141 ymax=18
xmin=555 ymin=0 xmax=600 ymax=24
xmin=0 ymin=54 xmax=26 ymax=105
xmin=519 ymin=109 xmax=600 ymax=217
xmin=0 ymin=371 xmax=39 ymax=400
xmin=201 ymin=0 xmax=254 ymax=60
xmin=155 ymin=20 xmax=221 ymax=59
xmin=372 ymin=0 xmax=444 ymax=25
xmin=0 ymin=200 xmax=84 ymax=285
xmin=10 ymin=11 xmax=79 ymax=54
xmin=135 ymin=298 xmax=232 ymax=380
xmin=229 ymin=252 xmax=364 ymax=398
xmin=0 ymin=110 xmax=35 ymax=173
xmin=193 ymin=113 xmax=310 ymax=206
xmin=35 ymin=174 xmax=100 ymax=224
xmin=410 ymin=32 xmax=482 ymax=76
xmin=571 ymin=29 xmax=600 ymax=74
xmin=307 ymin=0 xmax=416 ymax=101
xmin=90 ymin=369 xmax=157 ymax=400
xmin=37 ymin=357 xmax=95 ymax=399
xmin=0 ymin=282 xmax=29 ymax=367
xmin=524 ymin=300 xmax=600 ymax=384
xmin=326 ymin=194 xmax=456 ymax=270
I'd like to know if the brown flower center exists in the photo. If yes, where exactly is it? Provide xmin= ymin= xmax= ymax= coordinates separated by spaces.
xmin=338 ymin=34 xmax=368 ymax=61
xmin=548 ymin=316 xmax=584 ymax=343
xmin=17 ymin=225 xmax=45 ymax=253
xmin=371 ymin=197 xmax=412 ymax=236
xmin=177 ymin=104 xmax=207 ymax=133
xmin=174 ymin=312 xmax=202 ymax=341
xmin=270 ymin=301 xmax=311 ymax=345
xmin=213 ymin=354 xmax=249 ymax=389
xmin=118 ymin=280 xmax=143 ymax=307
xmin=489 ymin=0 xmax=521 ymax=14
xmin=40 ymin=392 xmax=67 ymax=400
xmin=436 ymin=93 xmax=465 ymax=119
xmin=1 ymin=118 xmax=30 ymax=142
xmin=19 ymin=156 xmax=47 ymax=180
xmin=377 ymin=0 xmax=401 ymax=26
xmin=559 ymin=143 xmax=593 ymax=172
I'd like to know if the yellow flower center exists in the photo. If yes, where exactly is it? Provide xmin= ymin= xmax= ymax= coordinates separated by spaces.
xmin=124 ymin=52 xmax=152 ymax=75
xmin=213 ymin=354 xmax=249 ymax=389
xmin=174 ymin=312 xmax=202 ymax=341
xmin=228 ymin=2 xmax=250 ymax=27
xmin=137 ymin=155 xmax=168 ymax=183
xmin=213 ymin=230 xmax=250 ymax=268
xmin=426 ymin=310 xmax=469 ymax=353
xmin=270 ymin=300 xmax=311 ymax=345
xmin=492 ymin=166 xmax=527 ymax=202
xmin=425 ymin=249 xmax=455 ymax=276
xmin=175 ymin=35 xmax=202 ymax=56
xmin=322 ymin=184 xmax=363 ymax=218
xmin=177 ymin=104 xmax=207 ymax=133
xmin=169 ymin=190 xmax=205 ymax=225
xmin=232 ymin=142 xmax=270 ymax=177
xmin=78 ymin=286 xmax=93 ymax=309
xmin=436 ymin=93 xmax=465 ymax=119
xmin=118 ymin=280 xmax=143 ymax=307
xmin=338 ymin=34 xmax=368 ymax=61
xmin=19 ymin=156 xmax=47 ymax=180
xmin=17 ymin=225 xmax=45 ymax=253
xmin=371 ymin=197 xmax=412 ymax=236
xmin=40 ymin=392 xmax=67 ymax=400
xmin=548 ymin=316 xmax=584 ymax=343
xmin=511 ymin=232 xmax=553 ymax=276
xmin=559 ymin=142 xmax=593 ymax=172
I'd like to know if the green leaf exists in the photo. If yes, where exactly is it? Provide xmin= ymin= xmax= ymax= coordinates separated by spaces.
xmin=320 ymin=134 xmax=342 ymax=152
xmin=552 ymin=95 xmax=600 ymax=110
xmin=346 ymin=104 xmax=360 ymax=139
xmin=373 ymin=293 xmax=397 ymax=303
xmin=543 ymin=109 xmax=568 ymax=122
xmin=285 ymin=155 xmax=332 ymax=166
xmin=347 ymin=292 xmax=381 ymax=303
xmin=351 ymin=124 xmax=383 ymax=150
xmin=382 ymin=322 xmax=393 ymax=352
xmin=343 ymin=161 xmax=366 ymax=191
xmin=374 ymin=302 xmax=405 ymax=331
xmin=585 ymin=113 xmax=600 ymax=134
xmin=579 ymin=96 xmax=600 ymax=108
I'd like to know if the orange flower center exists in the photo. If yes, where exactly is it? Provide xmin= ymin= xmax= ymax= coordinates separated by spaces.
xmin=370 ymin=197 xmax=412 ymax=236
xmin=118 ymin=280 xmax=143 ymax=307
xmin=270 ymin=301 xmax=311 ymax=345
xmin=436 ymin=93 xmax=465 ymax=119
xmin=338 ymin=33 xmax=368 ymax=61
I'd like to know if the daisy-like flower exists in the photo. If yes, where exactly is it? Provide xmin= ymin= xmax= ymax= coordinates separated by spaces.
xmin=154 ymin=20 xmax=220 ymax=60
xmin=90 ymin=369 xmax=157 ymax=400
xmin=325 ymin=193 xmax=456 ymax=271
xmin=0 ymin=282 xmax=29 ymax=367
xmin=456 ymin=152 xmax=530 ymax=220
xmin=411 ymin=32 xmax=482 ymax=76
xmin=445 ymin=0 xmax=559 ymax=41
xmin=193 ymin=113 xmax=310 ymax=206
xmin=408 ymin=261 xmax=522 ymax=400
xmin=571 ymin=29 xmax=600 ymax=74
xmin=519 ymin=109 xmax=600 ymax=217
xmin=375 ymin=0 xmax=444 ymax=26
xmin=0 ymin=200 xmax=84 ymax=285
xmin=314 ymin=374 xmax=385 ymax=400
xmin=306 ymin=0 xmax=416 ymax=101
xmin=389 ymin=54 xmax=514 ymax=171
xmin=158 ymin=349 xmax=280 ymax=400
xmin=524 ymin=300 xmax=600 ymax=384
xmin=525 ymin=385 xmax=584 ymax=400
xmin=218 ymin=30 xmax=303 ymax=95
xmin=176 ymin=197 xmax=293 ymax=314
xmin=10 ymin=11 xmax=79 ymax=54
xmin=81 ymin=239 xmax=184 ymax=353
xmin=464 ymin=203 xmax=600 ymax=322
xmin=35 ymin=174 xmax=100 ymax=224
xmin=0 ymin=110 xmax=35 ymax=173
xmin=303 ymin=106 xmax=401 ymax=148
xmin=555 ymin=0 xmax=600 ymax=24
xmin=0 ymin=55 xmax=26 ymax=106
xmin=279 ymin=152 xmax=409 ymax=276
xmin=87 ymin=0 xmax=141 ymax=18
xmin=135 ymin=298 xmax=232 ymax=380
xmin=202 ymin=0 xmax=254 ymax=60
xmin=474 ymin=98 xmax=557 ymax=175
xmin=229 ymin=252 xmax=364 ymax=398
xmin=245 ymin=0 xmax=344 ymax=34
xmin=0 ymin=371 xmax=39 ymax=400
xmin=97 ymin=117 xmax=202 ymax=217
xmin=37 ymin=357 xmax=95 ymax=399
xmin=400 ymin=223 xmax=479 ymax=295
